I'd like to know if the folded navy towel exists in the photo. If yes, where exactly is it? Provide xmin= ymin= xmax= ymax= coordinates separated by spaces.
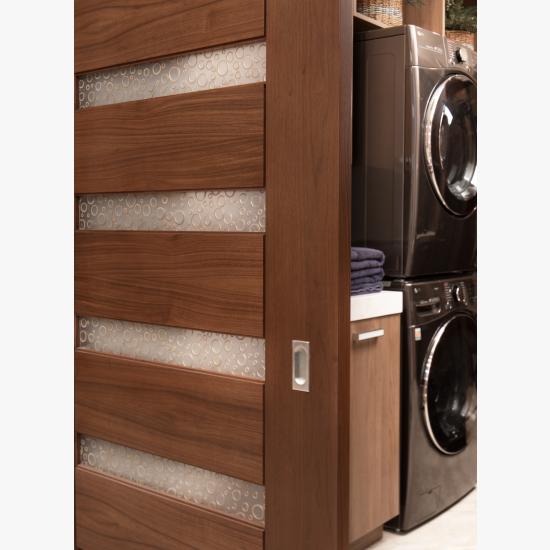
xmin=351 ymin=258 xmax=383 ymax=270
xmin=352 ymin=272 xmax=385 ymax=286
xmin=351 ymin=247 xmax=385 ymax=263
xmin=351 ymin=281 xmax=384 ymax=295
xmin=351 ymin=267 xmax=384 ymax=281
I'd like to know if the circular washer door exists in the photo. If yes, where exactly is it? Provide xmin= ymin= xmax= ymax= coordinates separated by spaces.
xmin=424 ymin=74 xmax=477 ymax=217
xmin=421 ymin=313 xmax=477 ymax=455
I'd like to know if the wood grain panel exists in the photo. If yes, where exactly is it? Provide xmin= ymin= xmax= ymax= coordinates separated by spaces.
xmin=349 ymin=314 xmax=400 ymax=543
xmin=75 ymin=0 xmax=265 ymax=73
xmin=76 ymin=467 xmax=264 ymax=550
xmin=404 ymin=0 xmax=445 ymax=35
xmin=264 ymin=0 xmax=353 ymax=548
xmin=349 ymin=527 xmax=383 ymax=550
xmin=75 ymin=231 xmax=264 ymax=337
xmin=75 ymin=83 xmax=265 ymax=195
xmin=76 ymin=349 xmax=264 ymax=484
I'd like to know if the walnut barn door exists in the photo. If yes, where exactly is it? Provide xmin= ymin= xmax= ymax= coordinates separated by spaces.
xmin=74 ymin=1 xmax=352 ymax=549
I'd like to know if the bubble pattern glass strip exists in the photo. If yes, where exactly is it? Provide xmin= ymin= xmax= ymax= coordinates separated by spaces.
xmin=78 ymin=317 xmax=265 ymax=381
xmin=78 ymin=41 xmax=266 ymax=109
xmin=78 ymin=190 xmax=265 ymax=233
xmin=80 ymin=436 xmax=265 ymax=526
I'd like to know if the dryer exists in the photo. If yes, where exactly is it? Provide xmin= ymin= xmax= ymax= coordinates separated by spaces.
xmin=352 ymin=25 xmax=477 ymax=278
xmin=386 ymin=274 xmax=477 ymax=532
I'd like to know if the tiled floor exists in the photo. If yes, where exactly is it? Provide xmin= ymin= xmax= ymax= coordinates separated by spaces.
xmin=371 ymin=491 xmax=476 ymax=550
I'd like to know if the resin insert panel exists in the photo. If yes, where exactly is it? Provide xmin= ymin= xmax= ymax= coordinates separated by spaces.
xmin=78 ymin=41 xmax=266 ymax=109
xmin=80 ymin=436 xmax=265 ymax=526
xmin=78 ymin=317 xmax=265 ymax=380
xmin=78 ymin=190 xmax=265 ymax=232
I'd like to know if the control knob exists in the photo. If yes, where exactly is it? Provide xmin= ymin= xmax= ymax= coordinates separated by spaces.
xmin=456 ymin=47 xmax=467 ymax=63
xmin=452 ymin=284 xmax=465 ymax=303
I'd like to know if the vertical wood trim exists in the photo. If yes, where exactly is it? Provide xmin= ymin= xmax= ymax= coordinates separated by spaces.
xmin=338 ymin=1 xmax=353 ymax=548
xmin=264 ymin=1 xmax=353 ymax=549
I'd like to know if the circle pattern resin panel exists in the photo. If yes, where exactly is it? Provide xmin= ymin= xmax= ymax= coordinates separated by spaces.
xmin=80 ymin=436 xmax=265 ymax=526
xmin=78 ymin=41 xmax=266 ymax=109
xmin=79 ymin=317 xmax=265 ymax=380
xmin=79 ymin=190 xmax=265 ymax=233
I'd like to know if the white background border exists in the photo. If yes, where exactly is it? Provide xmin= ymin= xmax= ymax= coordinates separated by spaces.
xmin=2 ymin=1 xmax=550 ymax=548
xmin=1 ymin=1 xmax=74 ymax=547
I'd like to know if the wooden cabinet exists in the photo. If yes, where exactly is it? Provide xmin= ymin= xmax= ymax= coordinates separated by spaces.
xmin=349 ymin=314 xmax=401 ymax=547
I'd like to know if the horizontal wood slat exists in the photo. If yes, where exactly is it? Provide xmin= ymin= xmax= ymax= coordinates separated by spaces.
xmin=75 ymin=231 xmax=264 ymax=337
xmin=76 ymin=349 xmax=264 ymax=484
xmin=76 ymin=467 xmax=264 ymax=550
xmin=75 ymin=0 xmax=265 ymax=73
xmin=75 ymin=83 xmax=265 ymax=195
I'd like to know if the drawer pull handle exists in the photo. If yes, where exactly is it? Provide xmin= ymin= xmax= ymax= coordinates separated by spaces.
xmin=353 ymin=329 xmax=385 ymax=342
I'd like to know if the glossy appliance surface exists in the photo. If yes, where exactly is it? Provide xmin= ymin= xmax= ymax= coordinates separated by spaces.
xmin=386 ymin=274 xmax=477 ymax=531
xmin=352 ymin=25 xmax=477 ymax=277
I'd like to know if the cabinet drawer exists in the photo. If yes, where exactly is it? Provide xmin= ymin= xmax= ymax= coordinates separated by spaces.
xmin=349 ymin=314 xmax=401 ymax=544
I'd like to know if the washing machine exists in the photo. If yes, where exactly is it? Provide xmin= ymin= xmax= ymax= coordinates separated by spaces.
xmin=352 ymin=25 xmax=477 ymax=278
xmin=385 ymin=274 xmax=477 ymax=532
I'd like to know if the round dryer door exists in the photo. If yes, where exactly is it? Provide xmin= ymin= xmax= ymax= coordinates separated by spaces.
xmin=421 ymin=313 xmax=477 ymax=455
xmin=424 ymin=74 xmax=477 ymax=217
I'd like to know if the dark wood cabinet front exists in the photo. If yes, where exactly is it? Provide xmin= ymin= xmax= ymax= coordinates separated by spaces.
xmin=349 ymin=314 xmax=401 ymax=545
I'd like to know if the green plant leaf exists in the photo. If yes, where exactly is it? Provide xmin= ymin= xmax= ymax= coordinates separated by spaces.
xmin=446 ymin=0 xmax=477 ymax=33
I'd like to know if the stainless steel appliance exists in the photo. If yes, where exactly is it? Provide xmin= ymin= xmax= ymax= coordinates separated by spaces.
xmin=352 ymin=25 xmax=477 ymax=277
xmin=386 ymin=274 xmax=477 ymax=531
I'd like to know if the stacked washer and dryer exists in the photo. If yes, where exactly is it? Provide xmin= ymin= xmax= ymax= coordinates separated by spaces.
xmin=352 ymin=25 xmax=477 ymax=532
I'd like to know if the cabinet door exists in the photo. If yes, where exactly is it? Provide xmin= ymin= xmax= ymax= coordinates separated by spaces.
xmin=349 ymin=314 xmax=400 ymax=544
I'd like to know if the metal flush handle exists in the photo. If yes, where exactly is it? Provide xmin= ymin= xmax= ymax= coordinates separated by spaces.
xmin=352 ymin=329 xmax=385 ymax=343
xmin=292 ymin=340 xmax=310 ymax=392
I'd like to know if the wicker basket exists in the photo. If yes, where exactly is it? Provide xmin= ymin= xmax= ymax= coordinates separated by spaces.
xmin=446 ymin=30 xmax=476 ymax=50
xmin=357 ymin=0 xmax=403 ymax=27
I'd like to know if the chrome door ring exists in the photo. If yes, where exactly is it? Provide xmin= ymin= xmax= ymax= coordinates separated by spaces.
xmin=420 ymin=312 xmax=476 ymax=455
xmin=424 ymin=74 xmax=477 ymax=217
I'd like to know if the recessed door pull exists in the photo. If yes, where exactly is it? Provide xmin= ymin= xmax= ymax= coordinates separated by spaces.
xmin=353 ymin=329 xmax=385 ymax=342
xmin=292 ymin=340 xmax=310 ymax=392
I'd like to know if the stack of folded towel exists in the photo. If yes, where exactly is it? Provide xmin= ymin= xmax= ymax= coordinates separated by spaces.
xmin=351 ymin=247 xmax=385 ymax=295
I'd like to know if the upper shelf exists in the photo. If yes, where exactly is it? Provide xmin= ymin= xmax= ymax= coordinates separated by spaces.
xmin=353 ymin=0 xmax=446 ymax=36
xmin=353 ymin=9 xmax=388 ymax=31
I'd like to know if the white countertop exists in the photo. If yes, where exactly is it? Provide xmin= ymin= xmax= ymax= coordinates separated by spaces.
xmin=350 ymin=290 xmax=403 ymax=322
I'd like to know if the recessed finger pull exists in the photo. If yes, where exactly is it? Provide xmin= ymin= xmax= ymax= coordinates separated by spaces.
xmin=292 ymin=340 xmax=310 ymax=392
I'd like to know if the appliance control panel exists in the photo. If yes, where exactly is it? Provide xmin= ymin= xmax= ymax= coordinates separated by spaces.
xmin=412 ymin=283 xmax=443 ymax=317
xmin=445 ymin=38 xmax=476 ymax=73
xmin=400 ymin=275 xmax=477 ymax=324
xmin=443 ymin=280 xmax=471 ymax=309
xmin=444 ymin=280 xmax=477 ymax=309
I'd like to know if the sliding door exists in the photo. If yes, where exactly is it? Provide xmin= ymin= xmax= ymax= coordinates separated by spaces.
xmin=75 ymin=2 xmax=267 ymax=548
